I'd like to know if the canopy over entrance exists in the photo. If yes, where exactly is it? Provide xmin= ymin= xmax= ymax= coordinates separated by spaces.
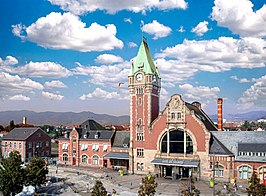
xmin=151 ymin=158 xmax=199 ymax=167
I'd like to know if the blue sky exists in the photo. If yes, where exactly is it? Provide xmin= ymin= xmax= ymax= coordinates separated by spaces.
xmin=0 ymin=0 xmax=265 ymax=118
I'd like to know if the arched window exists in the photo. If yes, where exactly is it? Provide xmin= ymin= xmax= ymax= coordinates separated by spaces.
xmin=171 ymin=113 xmax=175 ymax=120
xmin=161 ymin=130 xmax=193 ymax=154
xmin=239 ymin=165 xmax=252 ymax=179
xmin=214 ymin=165 xmax=224 ymax=177
xmin=92 ymin=155 xmax=99 ymax=165
xmin=258 ymin=167 xmax=266 ymax=183
xmin=62 ymin=154 xmax=68 ymax=162
xmin=72 ymin=136 xmax=76 ymax=142
xmin=82 ymin=155 xmax=88 ymax=164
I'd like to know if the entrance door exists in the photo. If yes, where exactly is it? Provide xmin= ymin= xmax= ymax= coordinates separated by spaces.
xmin=166 ymin=166 xmax=172 ymax=176
xmin=73 ymin=157 xmax=76 ymax=165
xmin=179 ymin=167 xmax=189 ymax=177
xmin=104 ymin=160 xmax=107 ymax=167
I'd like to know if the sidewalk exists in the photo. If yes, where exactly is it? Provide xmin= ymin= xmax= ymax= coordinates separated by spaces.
xmin=47 ymin=165 xmax=248 ymax=195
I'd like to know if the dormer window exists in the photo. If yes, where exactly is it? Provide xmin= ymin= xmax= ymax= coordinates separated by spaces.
xmin=84 ymin=134 xmax=87 ymax=139
xmin=95 ymin=134 xmax=98 ymax=139
xmin=171 ymin=113 xmax=175 ymax=120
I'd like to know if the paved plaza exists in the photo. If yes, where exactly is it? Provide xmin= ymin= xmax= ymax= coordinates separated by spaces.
xmin=42 ymin=165 xmax=249 ymax=195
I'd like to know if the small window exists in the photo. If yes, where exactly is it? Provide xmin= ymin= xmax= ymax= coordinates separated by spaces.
xmin=138 ymin=98 xmax=142 ymax=105
xmin=14 ymin=142 xmax=17 ymax=148
xmin=137 ymin=148 xmax=144 ymax=157
xmin=46 ymin=141 xmax=49 ymax=147
xmin=177 ymin=112 xmax=181 ymax=119
xmin=137 ymin=163 xmax=144 ymax=171
xmin=9 ymin=142 xmax=12 ymax=148
xmin=63 ymin=154 xmax=68 ymax=162
xmin=72 ymin=136 xmax=76 ymax=142
xmin=171 ymin=113 xmax=175 ymax=120
xmin=82 ymin=155 xmax=88 ymax=163
xmin=103 ymin=144 xmax=108 ymax=152
xmin=19 ymin=143 xmax=22 ymax=149
xmin=28 ymin=142 xmax=32 ymax=148
xmin=137 ymin=133 xmax=144 ymax=141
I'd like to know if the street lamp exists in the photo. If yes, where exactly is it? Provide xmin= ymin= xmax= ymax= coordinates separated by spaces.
xmin=210 ymin=161 xmax=219 ymax=196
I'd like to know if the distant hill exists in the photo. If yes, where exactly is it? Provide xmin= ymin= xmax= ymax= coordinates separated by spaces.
xmin=1 ymin=110 xmax=265 ymax=127
xmin=209 ymin=111 xmax=266 ymax=122
xmin=0 ymin=110 xmax=130 ymax=127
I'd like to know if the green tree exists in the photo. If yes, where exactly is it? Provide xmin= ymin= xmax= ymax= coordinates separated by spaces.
xmin=246 ymin=172 xmax=266 ymax=196
xmin=138 ymin=173 xmax=158 ymax=196
xmin=24 ymin=157 xmax=48 ymax=187
xmin=0 ymin=151 xmax=24 ymax=196
xmin=181 ymin=177 xmax=200 ymax=196
xmin=5 ymin=120 xmax=15 ymax=132
xmin=91 ymin=180 xmax=107 ymax=196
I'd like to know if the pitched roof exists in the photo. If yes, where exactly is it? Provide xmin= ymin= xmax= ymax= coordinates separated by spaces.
xmin=80 ymin=119 xmax=105 ymax=131
xmin=80 ymin=130 xmax=115 ymax=141
xmin=211 ymin=131 xmax=266 ymax=162
xmin=131 ymin=38 xmax=159 ymax=76
xmin=209 ymin=134 xmax=234 ymax=156
xmin=2 ymin=127 xmax=40 ymax=141
xmin=112 ymin=131 xmax=130 ymax=148
xmin=238 ymin=143 xmax=266 ymax=152
xmin=186 ymin=102 xmax=217 ymax=131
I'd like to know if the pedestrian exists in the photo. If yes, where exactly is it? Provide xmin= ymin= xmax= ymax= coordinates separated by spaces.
xmin=112 ymin=189 xmax=117 ymax=196
xmin=233 ymin=179 xmax=238 ymax=192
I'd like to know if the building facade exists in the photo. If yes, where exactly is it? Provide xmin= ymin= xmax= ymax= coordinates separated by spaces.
xmin=57 ymin=119 xmax=130 ymax=169
xmin=128 ymin=38 xmax=266 ymax=183
xmin=1 ymin=127 xmax=51 ymax=162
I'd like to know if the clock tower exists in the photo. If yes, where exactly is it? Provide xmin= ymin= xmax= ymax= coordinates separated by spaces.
xmin=128 ymin=38 xmax=161 ymax=173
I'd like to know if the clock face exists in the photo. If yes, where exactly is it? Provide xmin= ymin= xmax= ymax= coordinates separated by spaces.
xmin=136 ymin=73 xmax=143 ymax=81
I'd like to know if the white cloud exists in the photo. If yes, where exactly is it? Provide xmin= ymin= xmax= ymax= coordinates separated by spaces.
xmin=178 ymin=26 xmax=185 ymax=33
xmin=0 ymin=72 xmax=43 ymax=100
xmin=211 ymin=0 xmax=266 ymax=38
xmin=179 ymin=84 xmax=220 ymax=101
xmin=12 ymin=12 xmax=123 ymax=52
xmin=48 ymin=0 xmax=188 ymax=15
xmin=73 ymin=61 xmax=130 ymax=86
xmin=80 ymin=87 xmax=128 ymax=100
xmin=95 ymin=54 xmax=124 ymax=64
xmin=156 ymin=37 xmax=266 ymax=75
xmin=0 ymin=56 xmax=18 ymax=66
xmin=12 ymin=61 xmax=72 ymax=78
xmin=237 ymin=75 xmax=266 ymax=109
xmin=128 ymin=42 xmax=137 ymax=48
xmin=9 ymin=94 xmax=30 ymax=101
xmin=42 ymin=91 xmax=64 ymax=100
xmin=44 ymin=80 xmax=67 ymax=88
xmin=141 ymin=20 xmax=172 ymax=40
xmin=124 ymin=18 xmax=132 ymax=24
xmin=230 ymin=75 xmax=258 ymax=83
xmin=191 ymin=21 xmax=209 ymax=36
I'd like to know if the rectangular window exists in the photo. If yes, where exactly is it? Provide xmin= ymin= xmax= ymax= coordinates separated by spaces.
xmin=103 ymin=144 xmax=108 ymax=152
xmin=14 ymin=142 xmax=17 ymax=148
xmin=28 ymin=142 xmax=32 ymax=148
xmin=46 ymin=141 xmax=49 ymax=147
xmin=9 ymin=142 xmax=12 ymax=148
xmin=46 ymin=150 xmax=50 ymax=156
xmin=171 ymin=113 xmax=175 ymax=120
xmin=19 ymin=143 xmax=22 ymax=149
xmin=177 ymin=112 xmax=181 ymax=119
xmin=137 ymin=163 xmax=144 ymax=171
xmin=28 ymin=152 xmax=32 ymax=158
xmin=137 ymin=133 xmax=144 ymax=141
xmin=137 ymin=148 xmax=144 ymax=157
xmin=81 ymin=144 xmax=88 ymax=151
xmin=62 ymin=143 xmax=69 ymax=151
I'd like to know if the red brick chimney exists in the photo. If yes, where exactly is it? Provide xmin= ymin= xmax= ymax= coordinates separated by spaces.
xmin=217 ymin=98 xmax=223 ymax=131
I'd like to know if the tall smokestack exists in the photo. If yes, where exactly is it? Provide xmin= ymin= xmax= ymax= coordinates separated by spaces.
xmin=217 ymin=98 xmax=223 ymax=131
xmin=23 ymin=117 xmax=27 ymax=125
